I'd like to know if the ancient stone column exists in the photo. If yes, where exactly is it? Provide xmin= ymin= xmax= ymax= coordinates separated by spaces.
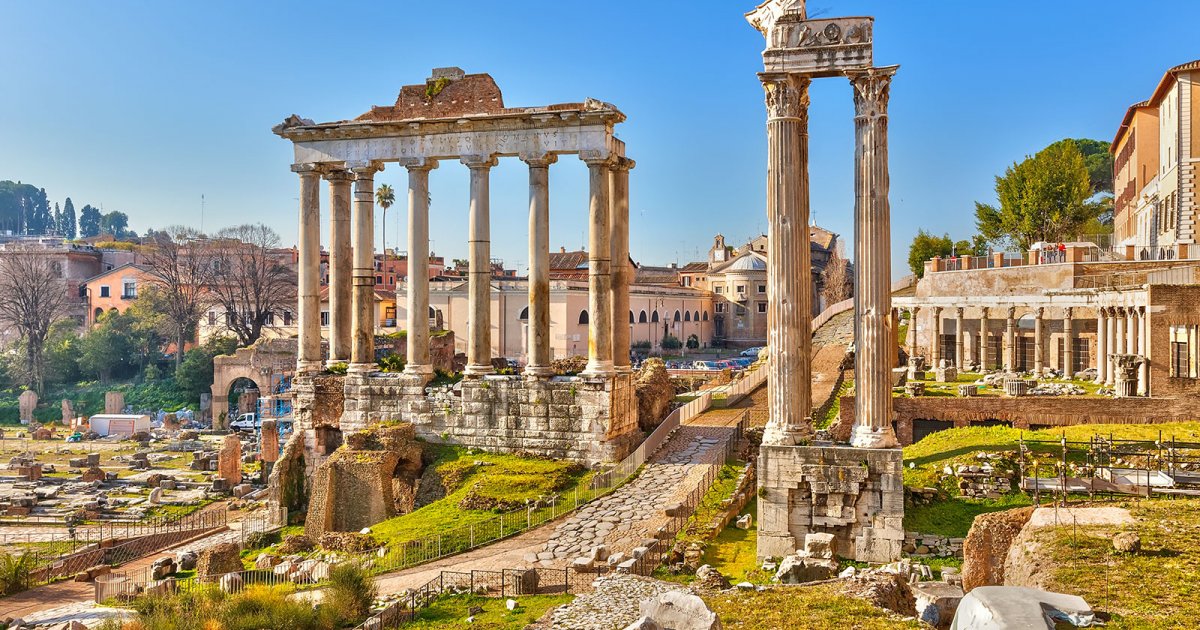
xmin=1126 ymin=306 xmax=1138 ymax=358
xmin=581 ymin=153 xmax=615 ymax=378
xmin=1137 ymin=306 xmax=1149 ymax=395
xmin=404 ymin=159 xmax=438 ymax=377
xmin=1033 ymin=307 xmax=1045 ymax=374
xmin=293 ymin=163 xmax=322 ymax=373
xmin=463 ymin=156 xmax=499 ymax=377
xmin=325 ymin=168 xmax=353 ymax=367
xmin=759 ymin=74 xmax=813 ymax=445
xmin=980 ymin=307 xmax=991 ymax=371
xmin=1062 ymin=307 xmax=1074 ymax=376
xmin=954 ymin=306 xmax=965 ymax=370
xmin=930 ymin=307 xmax=943 ymax=367
xmin=907 ymin=307 xmax=920 ymax=360
xmin=849 ymin=66 xmax=899 ymax=449
xmin=1106 ymin=308 xmax=1118 ymax=386
xmin=1095 ymin=308 xmax=1107 ymax=384
xmin=349 ymin=162 xmax=381 ymax=373
xmin=1114 ymin=307 xmax=1127 ymax=361
xmin=523 ymin=153 xmax=556 ymax=378
xmin=611 ymin=157 xmax=635 ymax=373
xmin=1004 ymin=307 xmax=1016 ymax=372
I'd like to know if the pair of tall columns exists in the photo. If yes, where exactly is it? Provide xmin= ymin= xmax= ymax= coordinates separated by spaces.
xmin=295 ymin=162 xmax=379 ymax=374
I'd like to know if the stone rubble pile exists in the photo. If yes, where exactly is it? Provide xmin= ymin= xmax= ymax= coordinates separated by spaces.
xmin=903 ymin=532 xmax=964 ymax=558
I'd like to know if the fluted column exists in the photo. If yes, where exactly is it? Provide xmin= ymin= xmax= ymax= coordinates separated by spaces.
xmin=954 ymin=306 xmax=965 ymax=370
xmin=294 ymin=164 xmax=322 ymax=373
xmin=522 ymin=153 xmax=556 ymax=378
xmin=1126 ymin=306 xmax=1137 ymax=357
xmin=1105 ymin=308 xmax=1117 ymax=386
xmin=462 ymin=155 xmax=498 ymax=377
xmin=1062 ymin=307 xmax=1074 ymax=376
xmin=1033 ymin=307 xmax=1045 ymax=374
xmin=760 ymin=73 xmax=813 ymax=445
xmin=848 ymin=66 xmax=899 ymax=449
xmin=581 ymin=154 xmax=615 ymax=378
xmin=1004 ymin=307 xmax=1016 ymax=372
xmin=403 ymin=159 xmax=437 ymax=377
xmin=611 ymin=157 xmax=635 ymax=373
xmin=1095 ymin=308 xmax=1108 ymax=384
xmin=1137 ymin=307 xmax=1149 ymax=395
xmin=980 ymin=307 xmax=991 ymax=371
xmin=349 ymin=162 xmax=381 ymax=373
xmin=325 ymin=168 xmax=353 ymax=367
xmin=1115 ymin=307 xmax=1127 ymax=357
xmin=930 ymin=307 xmax=942 ymax=367
xmin=907 ymin=307 xmax=920 ymax=360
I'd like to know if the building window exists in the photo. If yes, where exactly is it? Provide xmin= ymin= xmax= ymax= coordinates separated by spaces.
xmin=703 ymin=311 xmax=709 ymax=321
xmin=376 ymin=275 xmax=383 ymax=284
xmin=264 ymin=312 xmax=274 ymax=325
xmin=208 ymin=311 xmax=216 ymax=326
xmin=1170 ymin=325 xmax=1197 ymax=378
xmin=757 ymin=302 xmax=767 ymax=314
xmin=651 ymin=311 xmax=660 ymax=323
xmin=684 ymin=311 xmax=692 ymax=322
xmin=736 ymin=285 xmax=746 ymax=294
xmin=321 ymin=311 xmax=329 ymax=326
xmin=122 ymin=281 xmax=137 ymax=299
xmin=734 ymin=304 xmax=747 ymax=317
xmin=578 ymin=310 xmax=589 ymax=325
xmin=638 ymin=310 xmax=648 ymax=323
xmin=714 ymin=286 xmax=723 ymax=294
xmin=99 ymin=285 xmax=110 ymax=298
xmin=674 ymin=310 xmax=681 ymax=322
xmin=758 ymin=284 xmax=766 ymax=293
xmin=715 ymin=303 xmax=725 ymax=313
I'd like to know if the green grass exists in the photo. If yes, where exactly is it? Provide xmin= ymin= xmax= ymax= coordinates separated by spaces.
xmin=404 ymin=593 xmax=572 ymax=629
xmin=908 ymin=372 xmax=1108 ymax=399
xmin=698 ymin=498 xmax=773 ymax=584
xmin=1033 ymin=499 xmax=1200 ymax=629
xmin=369 ymin=445 xmax=592 ymax=548
xmin=817 ymin=379 xmax=853 ymax=430
xmin=677 ymin=463 xmax=745 ymax=546
xmin=144 ymin=498 xmax=214 ymax=520
xmin=904 ymin=492 xmax=1032 ymax=538
xmin=705 ymin=584 xmax=922 ymax=629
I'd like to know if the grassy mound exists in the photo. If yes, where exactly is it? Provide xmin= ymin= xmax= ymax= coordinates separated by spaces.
xmin=1032 ymin=499 xmax=1200 ymax=628
xmin=405 ymin=593 xmax=573 ymax=629
xmin=902 ymin=423 xmax=1200 ymax=537
xmin=369 ymin=445 xmax=592 ymax=546
xmin=705 ymin=584 xmax=921 ymax=629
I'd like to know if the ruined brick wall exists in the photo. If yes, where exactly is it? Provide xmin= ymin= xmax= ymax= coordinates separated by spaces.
xmin=837 ymin=395 xmax=1198 ymax=446
xmin=1148 ymin=284 xmax=1200 ymax=397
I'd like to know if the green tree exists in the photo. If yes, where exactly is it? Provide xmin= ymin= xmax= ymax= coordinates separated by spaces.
xmin=60 ymin=198 xmax=77 ymax=239
xmin=175 ymin=336 xmax=238 ymax=398
xmin=43 ymin=319 xmax=81 ymax=386
xmin=99 ymin=211 xmax=130 ymax=238
xmin=974 ymin=140 xmax=1096 ymax=251
xmin=376 ymin=183 xmax=395 ymax=280
xmin=907 ymin=229 xmax=953 ymax=278
xmin=78 ymin=312 xmax=135 ymax=383
xmin=1069 ymin=138 xmax=1114 ymax=194
xmin=79 ymin=204 xmax=102 ymax=237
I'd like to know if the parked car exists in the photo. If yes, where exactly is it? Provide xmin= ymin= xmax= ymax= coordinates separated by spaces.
xmin=740 ymin=346 xmax=765 ymax=357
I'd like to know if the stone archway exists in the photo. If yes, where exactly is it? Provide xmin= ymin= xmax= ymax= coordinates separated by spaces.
xmin=210 ymin=339 xmax=297 ymax=429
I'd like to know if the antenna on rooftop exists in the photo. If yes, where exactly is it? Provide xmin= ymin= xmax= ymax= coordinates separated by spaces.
xmin=201 ymin=194 xmax=206 ymax=234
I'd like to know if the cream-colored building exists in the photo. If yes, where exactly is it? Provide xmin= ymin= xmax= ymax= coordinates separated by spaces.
xmin=1112 ymin=60 xmax=1200 ymax=260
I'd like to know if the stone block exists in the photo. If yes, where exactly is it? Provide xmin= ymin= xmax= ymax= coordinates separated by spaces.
xmin=570 ymin=557 xmax=594 ymax=572
xmin=802 ymin=532 xmax=835 ymax=559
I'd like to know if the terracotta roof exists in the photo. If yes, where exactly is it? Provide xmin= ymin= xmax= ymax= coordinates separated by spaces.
xmin=549 ymin=250 xmax=589 ymax=271
xmin=1113 ymin=60 xmax=1200 ymax=147
xmin=635 ymin=265 xmax=683 ymax=285
xmin=678 ymin=262 xmax=709 ymax=273
xmin=82 ymin=263 xmax=152 ymax=284
xmin=809 ymin=225 xmax=836 ymax=251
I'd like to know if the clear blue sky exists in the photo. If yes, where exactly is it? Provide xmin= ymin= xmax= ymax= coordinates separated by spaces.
xmin=2 ymin=1 xmax=1198 ymax=276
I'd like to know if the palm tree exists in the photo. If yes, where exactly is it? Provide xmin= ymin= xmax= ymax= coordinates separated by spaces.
xmin=376 ymin=184 xmax=395 ymax=297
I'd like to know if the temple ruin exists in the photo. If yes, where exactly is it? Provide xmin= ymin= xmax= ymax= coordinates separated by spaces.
xmin=269 ymin=68 xmax=640 ymax=525
xmin=747 ymin=0 xmax=905 ymax=563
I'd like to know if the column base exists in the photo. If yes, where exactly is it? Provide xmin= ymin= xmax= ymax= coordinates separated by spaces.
xmin=297 ymin=360 xmax=323 ymax=374
xmin=614 ymin=365 xmax=634 ymax=374
xmin=849 ymin=424 xmax=900 ymax=449
xmin=580 ymin=360 xmax=616 ymax=379
xmin=523 ymin=366 xmax=554 ymax=379
xmin=463 ymin=364 xmax=494 ymax=378
xmin=403 ymin=364 xmax=434 ymax=376
xmin=324 ymin=358 xmax=348 ymax=369
xmin=347 ymin=362 xmax=375 ymax=375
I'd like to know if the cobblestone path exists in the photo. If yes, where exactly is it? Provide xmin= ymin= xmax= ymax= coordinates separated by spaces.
xmin=548 ymin=574 xmax=689 ymax=630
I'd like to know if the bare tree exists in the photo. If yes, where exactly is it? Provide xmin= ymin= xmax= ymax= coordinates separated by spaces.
xmin=140 ymin=226 xmax=215 ymax=369
xmin=820 ymin=245 xmax=852 ymax=307
xmin=0 ymin=247 xmax=68 ymax=393
xmin=206 ymin=224 xmax=297 ymax=347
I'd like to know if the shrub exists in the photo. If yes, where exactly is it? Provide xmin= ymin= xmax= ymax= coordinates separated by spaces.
xmin=0 ymin=551 xmax=35 ymax=595
xmin=324 ymin=563 xmax=377 ymax=623
xmin=661 ymin=334 xmax=683 ymax=350
xmin=326 ymin=362 xmax=349 ymax=376
xmin=377 ymin=354 xmax=405 ymax=373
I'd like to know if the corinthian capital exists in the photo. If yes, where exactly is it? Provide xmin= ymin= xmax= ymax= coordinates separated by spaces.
xmin=761 ymin=73 xmax=810 ymax=122
xmin=849 ymin=65 xmax=898 ymax=120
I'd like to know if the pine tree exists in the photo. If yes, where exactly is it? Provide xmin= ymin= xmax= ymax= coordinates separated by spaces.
xmin=61 ymin=198 xmax=77 ymax=239
xmin=79 ymin=204 xmax=102 ymax=237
